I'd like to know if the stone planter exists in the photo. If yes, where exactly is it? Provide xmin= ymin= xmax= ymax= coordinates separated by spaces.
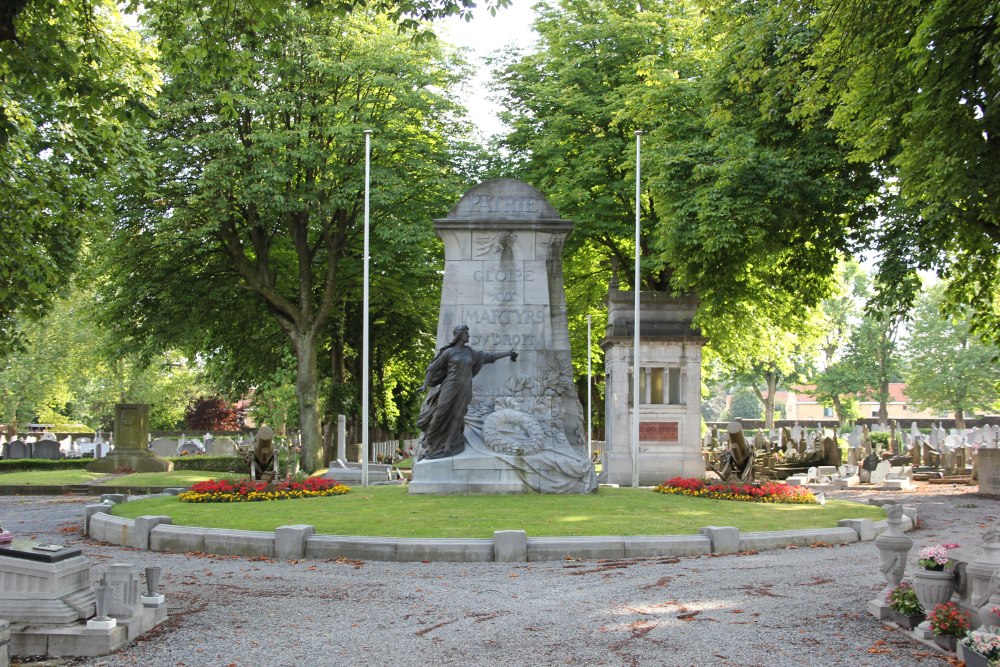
xmin=913 ymin=568 xmax=957 ymax=613
xmin=958 ymin=643 xmax=990 ymax=667
xmin=891 ymin=610 xmax=925 ymax=630
xmin=933 ymin=634 xmax=959 ymax=652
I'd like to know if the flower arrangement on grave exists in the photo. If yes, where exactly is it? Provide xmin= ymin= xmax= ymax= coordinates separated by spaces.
xmin=653 ymin=477 xmax=817 ymax=504
xmin=178 ymin=476 xmax=350 ymax=503
xmin=962 ymin=628 xmax=1000 ymax=663
xmin=918 ymin=544 xmax=957 ymax=571
xmin=926 ymin=601 xmax=972 ymax=637
xmin=886 ymin=582 xmax=924 ymax=616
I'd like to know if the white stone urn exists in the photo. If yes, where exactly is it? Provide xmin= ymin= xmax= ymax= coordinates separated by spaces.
xmin=913 ymin=568 xmax=957 ymax=613
xmin=874 ymin=505 xmax=913 ymax=596
xmin=968 ymin=526 xmax=1000 ymax=629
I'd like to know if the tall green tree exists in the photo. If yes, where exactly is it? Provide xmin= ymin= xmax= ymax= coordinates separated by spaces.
xmin=756 ymin=0 xmax=1000 ymax=340
xmin=0 ymin=0 xmax=157 ymax=353
xmin=840 ymin=310 xmax=904 ymax=424
xmin=104 ymin=3 xmax=469 ymax=471
xmin=904 ymin=282 xmax=1000 ymax=429
xmin=812 ymin=261 xmax=868 ymax=427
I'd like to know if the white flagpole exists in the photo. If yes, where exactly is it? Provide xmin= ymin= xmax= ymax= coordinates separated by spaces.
xmin=587 ymin=313 xmax=593 ymax=461
xmin=631 ymin=130 xmax=642 ymax=489
xmin=362 ymin=129 xmax=372 ymax=488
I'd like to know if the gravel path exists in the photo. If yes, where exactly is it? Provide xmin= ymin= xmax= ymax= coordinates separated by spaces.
xmin=1 ymin=483 xmax=994 ymax=667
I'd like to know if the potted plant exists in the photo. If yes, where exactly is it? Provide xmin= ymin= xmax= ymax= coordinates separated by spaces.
xmin=913 ymin=544 xmax=959 ymax=613
xmin=959 ymin=628 xmax=1000 ymax=667
xmin=886 ymin=582 xmax=925 ymax=629
xmin=918 ymin=544 xmax=952 ymax=571
xmin=926 ymin=601 xmax=971 ymax=652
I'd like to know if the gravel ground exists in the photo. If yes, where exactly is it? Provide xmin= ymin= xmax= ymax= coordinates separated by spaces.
xmin=1 ymin=483 xmax=994 ymax=667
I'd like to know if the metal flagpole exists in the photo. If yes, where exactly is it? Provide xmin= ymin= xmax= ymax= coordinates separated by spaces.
xmin=587 ymin=313 xmax=593 ymax=461
xmin=362 ymin=129 xmax=372 ymax=488
xmin=631 ymin=130 xmax=642 ymax=488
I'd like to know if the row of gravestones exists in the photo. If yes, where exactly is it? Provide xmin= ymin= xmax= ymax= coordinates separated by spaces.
xmin=148 ymin=436 xmax=240 ymax=458
xmin=0 ymin=440 xmax=62 ymax=460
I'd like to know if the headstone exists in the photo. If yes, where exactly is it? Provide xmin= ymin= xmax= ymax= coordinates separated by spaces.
xmin=337 ymin=414 xmax=347 ymax=462
xmin=149 ymin=438 xmax=176 ymax=458
xmin=176 ymin=439 xmax=203 ymax=456
xmin=31 ymin=440 xmax=61 ymax=460
xmin=870 ymin=460 xmax=892 ymax=485
xmin=6 ymin=440 xmax=28 ymax=459
xmin=103 ymin=564 xmax=142 ymax=618
xmin=86 ymin=404 xmax=173 ymax=473
xmin=410 ymin=180 xmax=599 ymax=494
xmin=206 ymin=436 xmax=238 ymax=457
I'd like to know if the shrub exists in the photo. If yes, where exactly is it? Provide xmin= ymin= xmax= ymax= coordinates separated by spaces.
xmin=0 ymin=458 xmax=91 ymax=472
xmin=168 ymin=455 xmax=249 ymax=474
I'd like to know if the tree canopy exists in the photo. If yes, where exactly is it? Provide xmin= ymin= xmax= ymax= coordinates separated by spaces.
xmin=102 ymin=2 xmax=470 ymax=470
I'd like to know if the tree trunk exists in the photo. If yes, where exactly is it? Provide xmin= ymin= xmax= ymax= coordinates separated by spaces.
xmin=878 ymin=379 xmax=889 ymax=425
xmin=832 ymin=395 xmax=845 ymax=430
xmin=292 ymin=330 xmax=323 ymax=473
xmin=763 ymin=372 xmax=778 ymax=431
xmin=954 ymin=409 xmax=966 ymax=430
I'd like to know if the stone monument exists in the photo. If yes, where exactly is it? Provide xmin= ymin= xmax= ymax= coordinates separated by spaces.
xmin=86 ymin=404 xmax=173 ymax=473
xmin=409 ymin=179 xmax=597 ymax=494
xmin=601 ymin=276 xmax=705 ymax=485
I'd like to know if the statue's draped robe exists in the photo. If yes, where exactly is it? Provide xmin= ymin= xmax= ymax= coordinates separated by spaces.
xmin=417 ymin=346 xmax=502 ymax=459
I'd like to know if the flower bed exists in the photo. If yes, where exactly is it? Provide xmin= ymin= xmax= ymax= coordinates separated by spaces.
xmin=653 ymin=477 xmax=817 ymax=504
xmin=178 ymin=476 xmax=350 ymax=503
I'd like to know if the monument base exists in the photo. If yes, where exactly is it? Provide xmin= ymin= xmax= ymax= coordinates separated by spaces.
xmin=604 ymin=446 xmax=705 ymax=487
xmin=86 ymin=450 xmax=173 ymax=474
xmin=409 ymin=453 xmax=531 ymax=495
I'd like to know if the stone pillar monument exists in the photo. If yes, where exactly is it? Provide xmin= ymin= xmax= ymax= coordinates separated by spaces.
xmin=409 ymin=179 xmax=597 ymax=494
xmin=601 ymin=278 xmax=706 ymax=485
xmin=86 ymin=404 xmax=173 ymax=473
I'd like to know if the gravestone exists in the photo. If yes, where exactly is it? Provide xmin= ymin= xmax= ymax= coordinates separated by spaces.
xmin=149 ymin=438 xmax=176 ymax=459
xmin=410 ymin=179 xmax=597 ymax=494
xmin=31 ymin=440 xmax=61 ymax=460
xmin=86 ymin=404 xmax=173 ymax=473
xmin=206 ymin=436 xmax=237 ymax=457
xmin=870 ymin=460 xmax=892 ymax=485
xmin=6 ymin=441 xmax=28 ymax=459
xmin=176 ymin=439 xmax=204 ymax=456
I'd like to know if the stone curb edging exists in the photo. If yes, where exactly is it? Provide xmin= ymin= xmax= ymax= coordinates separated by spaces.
xmin=83 ymin=494 xmax=912 ymax=563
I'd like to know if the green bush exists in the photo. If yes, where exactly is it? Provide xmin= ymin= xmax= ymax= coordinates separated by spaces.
xmin=869 ymin=432 xmax=891 ymax=446
xmin=0 ymin=458 xmax=92 ymax=472
xmin=168 ymin=455 xmax=249 ymax=474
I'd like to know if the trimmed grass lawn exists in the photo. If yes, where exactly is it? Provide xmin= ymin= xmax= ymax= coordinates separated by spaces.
xmin=111 ymin=485 xmax=886 ymax=538
xmin=0 ymin=469 xmax=108 ymax=485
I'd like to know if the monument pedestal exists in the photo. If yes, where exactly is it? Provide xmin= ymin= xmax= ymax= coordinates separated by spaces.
xmin=86 ymin=404 xmax=173 ymax=473
xmin=410 ymin=454 xmax=531 ymax=495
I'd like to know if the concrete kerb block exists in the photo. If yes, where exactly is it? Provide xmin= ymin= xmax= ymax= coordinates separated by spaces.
xmin=741 ymin=527 xmax=858 ymax=551
xmin=699 ymin=526 xmax=740 ymax=554
xmin=396 ymin=538 xmax=494 ymax=562
xmin=526 ymin=536 xmax=625 ymax=562
xmin=1 ymin=619 xmax=9 ymax=667
xmin=494 ymin=530 xmax=527 ymax=562
xmin=838 ymin=518 xmax=876 ymax=541
xmin=84 ymin=504 xmax=109 ymax=536
xmin=100 ymin=494 xmax=128 ymax=505
xmin=275 ymin=525 xmax=316 ymax=560
xmin=202 ymin=529 xmax=275 ymax=558
xmin=127 ymin=516 xmax=172 ymax=550
xmin=624 ymin=535 xmax=712 ymax=558
xmin=149 ymin=525 xmax=209 ymax=553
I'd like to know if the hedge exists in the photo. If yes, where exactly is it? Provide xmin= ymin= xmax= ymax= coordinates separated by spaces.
xmin=0 ymin=458 xmax=92 ymax=472
xmin=0 ymin=455 xmax=248 ymax=474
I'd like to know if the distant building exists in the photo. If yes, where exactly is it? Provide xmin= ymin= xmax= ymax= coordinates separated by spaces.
xmin=782 ymin=383 xmax=941 ymax=421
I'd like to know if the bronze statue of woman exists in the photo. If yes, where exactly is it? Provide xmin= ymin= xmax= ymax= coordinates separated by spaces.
xmin=416 ymin=324 xmax=517 ymax=460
